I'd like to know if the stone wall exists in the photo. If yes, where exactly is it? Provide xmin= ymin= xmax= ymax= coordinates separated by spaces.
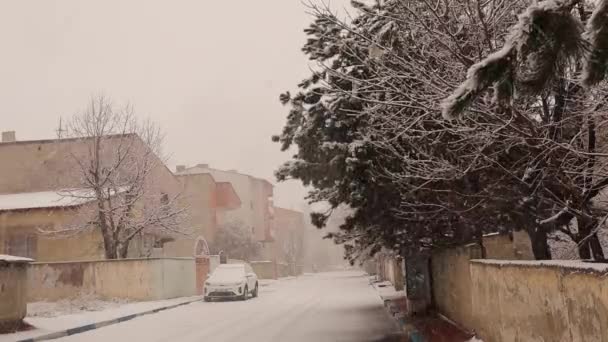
xmin=28 ymin=258 xmax=196 ymax=302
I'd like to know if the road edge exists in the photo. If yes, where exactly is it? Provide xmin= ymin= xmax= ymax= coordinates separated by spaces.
xmin=17 ymin=297 xmax=203 ymax=342
xmin=369 ymin=278 xmax=425 ymax=341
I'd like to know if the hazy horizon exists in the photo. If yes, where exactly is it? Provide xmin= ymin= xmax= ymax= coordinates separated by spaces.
xmin=0 ymin=0 xmax=352 ymax=210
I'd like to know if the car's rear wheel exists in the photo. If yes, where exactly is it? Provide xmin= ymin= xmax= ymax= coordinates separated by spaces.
xmin=240 ymin=285 xmax=248 ymax=301
xmin=252 ymin=283 xmax=258 ymax=298
xmin=204 ymin=296 xmax=211 ymax=302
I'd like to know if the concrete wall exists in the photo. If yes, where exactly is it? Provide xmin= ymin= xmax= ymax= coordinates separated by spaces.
xmin=376 ymin=252 xmax=405 ymax=291
xmin=468 ymin=260 xmax=608 ymax=342
xmin=483 ymin=231 xmax=534 ymax=260
xmin=0 ymin=262 xmax=28 ymax=329
xmin=432 ymin=245 xmax=608 ymax=342
xmin=431 ymin=244 xmax=482 ymax=329
xmin=277 ymin=262 xmax=289 ymax=278
xmin=28 ymin=258 xmax=195 ymax=302
xmin=251 ymin=261 xmax=275 ymax=279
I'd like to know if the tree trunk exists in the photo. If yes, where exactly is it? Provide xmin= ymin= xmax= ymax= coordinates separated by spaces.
xmin=578 ymin=241 xmax=591 ymax=259
xmin=119 ymin=241 xmax=131 ymax=259
xmin=476 ymin=227 xmax=486 ymax=259
xmin=101 ymin=227 xmax=118 ymax=260
xmin=577 ymin=218 xmax=605 ymax=260
xmin=589 ymin=233 xmax=605 ymax=261
xmin=527 ymin=225 xmax=552 ymax=260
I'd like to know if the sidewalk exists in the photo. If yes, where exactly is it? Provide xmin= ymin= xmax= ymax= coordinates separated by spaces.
xmin=370 ymin=278 xmax=480 ymax=342
xmin=0 ymin=296 xmax=202 ymax=342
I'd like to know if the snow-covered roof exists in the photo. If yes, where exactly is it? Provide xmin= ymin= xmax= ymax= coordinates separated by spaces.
xmin=0 ymin=188 xmax=126 ymax=212
xmin=0 ymin=254 xmax=33 ymax=263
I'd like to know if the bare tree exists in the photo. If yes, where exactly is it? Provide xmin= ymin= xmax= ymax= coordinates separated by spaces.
xmin=211 ymin=220 xmax=261 ymax=261
xmin=51 ymin=95 xmax=190 ymax=259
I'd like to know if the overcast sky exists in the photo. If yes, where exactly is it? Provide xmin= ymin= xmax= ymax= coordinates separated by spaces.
xmin=0 ymin=0 xmax=351 ymax=210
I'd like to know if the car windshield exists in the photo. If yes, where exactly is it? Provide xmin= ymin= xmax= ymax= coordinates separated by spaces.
xmin=210 ymin=266 xmax=244 ymax=282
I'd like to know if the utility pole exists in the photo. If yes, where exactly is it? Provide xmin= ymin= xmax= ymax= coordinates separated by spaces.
xmin=55 ymin=117 xmax=67 ymax=139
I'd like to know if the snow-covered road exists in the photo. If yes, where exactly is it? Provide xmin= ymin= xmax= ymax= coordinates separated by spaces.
xmin=54 ymin=271 xmax=399 ymax=342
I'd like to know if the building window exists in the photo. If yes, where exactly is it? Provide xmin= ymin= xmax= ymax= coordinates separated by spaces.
xmin=4 ymin=235 xmax=37 ymax=259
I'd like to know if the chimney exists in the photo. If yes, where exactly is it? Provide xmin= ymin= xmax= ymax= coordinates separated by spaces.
xmin=196 ymin=163 xmax=209 ymax=169
xmin=176 ymin=165 xmax=186 ymax=173
xmin=1 ymin=131 xmax=16 ymax=143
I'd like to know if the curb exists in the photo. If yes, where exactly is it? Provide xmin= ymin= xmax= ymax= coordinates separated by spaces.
xmin=371 ymin=282 xmax=425 ymax=342
xmin=17 ymin=297 xmax=203 ymax=342
xmin=383 ymin=299 xmax=426 ymax=342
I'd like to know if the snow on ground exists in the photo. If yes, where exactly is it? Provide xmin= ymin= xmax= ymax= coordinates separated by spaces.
xmin=371 ymin=280 xmax=405 ymax=301
xmin=49 ymin=271 xmax=398 ymax=342
xmin=27 ymin=295 xmax=130 ymax=318
xmin=549 ymin=224 xmax=608 ymax=260
xmin=0 ymin=296 xmax=201 ymax=342
xmin=259 ymin=276 xmax=297 ymax=287
xmin=467 ymin=337 xmax=484 ymax=342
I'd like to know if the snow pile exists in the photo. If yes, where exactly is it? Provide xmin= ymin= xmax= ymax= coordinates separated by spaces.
xmin=549 ymin=231 xmax=579 ymax=259
xmin=467 ymin=337 xmax=484 ymax=342
xmin=28 ymin=295 xmax=130 ymax=318
xmin=372 ymin=281 xmax=405 ymax=301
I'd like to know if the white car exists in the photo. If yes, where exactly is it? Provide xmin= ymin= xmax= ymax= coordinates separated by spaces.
xmin=204 ymin=263 xmax=259 ymax=301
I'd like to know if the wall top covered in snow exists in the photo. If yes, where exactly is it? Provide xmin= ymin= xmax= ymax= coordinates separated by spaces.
xmin=471 ymin=259 xmax=608 ymax=274
xmin=0 ymin=254 xmax=33 ymax=263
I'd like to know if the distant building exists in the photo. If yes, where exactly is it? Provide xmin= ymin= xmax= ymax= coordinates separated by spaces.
xmin=175 ymin=164 xmax=274 ymax=243
xmin=260 ymin=207 xmax=306 ymax=275
xmin=166 ymin=171 xmax=241 ymax=257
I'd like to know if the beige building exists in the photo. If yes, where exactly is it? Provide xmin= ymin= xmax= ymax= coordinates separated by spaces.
xmin=0 ymin=191 xmax=112 ymax=261
xmin=175 ymin=164 xmax=274 ymax=243
xmin=0 ymin=132 xmax=238 ymax=261
xmin=164 ymin=172 xmax=241 ymax=257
